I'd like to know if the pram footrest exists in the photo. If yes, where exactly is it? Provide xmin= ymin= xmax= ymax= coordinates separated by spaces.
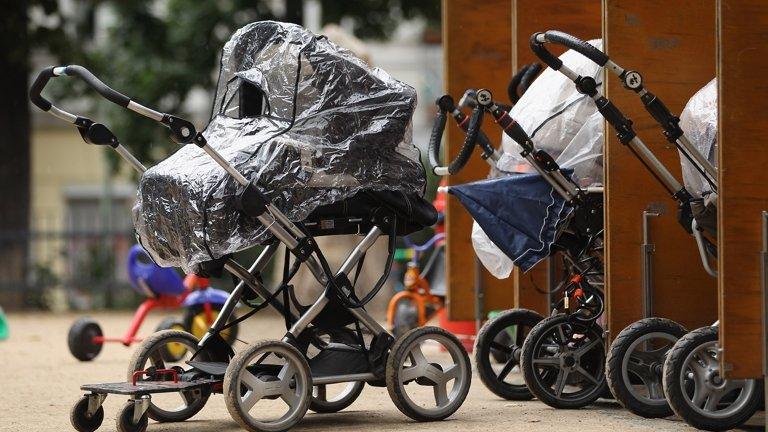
xmin=81 ymin=378 xmax=220 ymax=396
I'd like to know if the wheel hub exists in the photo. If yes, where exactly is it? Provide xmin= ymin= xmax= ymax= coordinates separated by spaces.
xmin=706 ymin=370 xmax=725 ymax=389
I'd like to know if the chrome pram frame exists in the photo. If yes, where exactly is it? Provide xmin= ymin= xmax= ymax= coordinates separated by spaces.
xmin=31 ymin=64 xmax=473 ymax=432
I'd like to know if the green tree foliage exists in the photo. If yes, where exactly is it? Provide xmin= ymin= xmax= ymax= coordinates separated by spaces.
xmin=42 ymin=0 xmax=439 ymax=173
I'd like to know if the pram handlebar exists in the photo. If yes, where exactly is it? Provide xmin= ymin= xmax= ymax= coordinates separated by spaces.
xmin=507 ymin=63 xmax=542 ymax=104
xmin=428 ymin=95 xmax=497 ymax=176
xmin=530 ymin=31 xmax=718 ymax=192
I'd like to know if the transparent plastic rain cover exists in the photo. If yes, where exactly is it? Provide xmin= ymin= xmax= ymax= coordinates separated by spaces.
xmin=471 ymin=41 xmax=605 ymax=278
xmin=133 ymin=21 xmax=424 ymax=271
xmin=679 ymin=78 xmax=717 ymax=199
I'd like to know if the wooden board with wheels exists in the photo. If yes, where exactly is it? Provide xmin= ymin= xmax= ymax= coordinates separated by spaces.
xmin=717 ymin=0 xmax=768 ymax=379
xmin=602 ymin=0 xmax=717 ymax=343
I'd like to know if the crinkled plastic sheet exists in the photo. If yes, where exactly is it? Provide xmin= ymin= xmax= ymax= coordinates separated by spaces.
xmin=472 ymin=40 xmax=605 ymax=278
xmin=679 ymin=78 xmax=717 ymax=199
xmin=133 ymin=21 xmax=425 ymax=271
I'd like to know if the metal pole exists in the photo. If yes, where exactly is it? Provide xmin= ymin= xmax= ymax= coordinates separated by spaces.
xmin=641 ymin=210 xmax=660 ymax=318
xmin=474 ymin=257 xmax=485 ymax=333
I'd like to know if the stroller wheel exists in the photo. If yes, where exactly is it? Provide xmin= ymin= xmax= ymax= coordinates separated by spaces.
xmin=304 ymin=327 xmax=365 ymax=413
xmin=520 ymin=314 xmax=607 ymax=409
xmin=127 ymin=329 xmax=211 ymax=423
xmin=70 ymin=395 xmax=104 ymax=432
xmin=386 ymin=326 xmax=471 ymax=421
xmin=310 ymin=381 xmax=365 ymax=413
xmin=662 ymin=326 xmax=762 ymax=431
xmin=474 ymin=308 xmax=543 ymax=400
xmin=224 ymin=340 xmax=312 ymax=432
xmin=116 ymin=400 xmax=148 ymax=432
xmin=606 ymin=317 xmax=687 ymax=418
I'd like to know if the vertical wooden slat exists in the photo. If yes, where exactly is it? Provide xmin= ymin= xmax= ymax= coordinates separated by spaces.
xmin=443 ymin=0 xmax=513 ymax=320
xmin=603 ymin=0 xmax=717 ymax=342
xmin=511 ymin=0 xmax=602 ymax=314
xmin=717 ymin=0 xmax=768 ymax=379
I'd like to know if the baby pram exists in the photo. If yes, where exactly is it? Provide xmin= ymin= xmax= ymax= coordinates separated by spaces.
xmin=427 ymin=45 xmax=607 ymax=405
xmin=530 ymin=30 xmax=761 ymax=430
xmin=31 ymin=21 xmax=472 ymax=432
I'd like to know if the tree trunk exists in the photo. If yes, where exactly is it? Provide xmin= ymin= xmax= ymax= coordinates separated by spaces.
xmin=0 ymin=0 xmax=31 ymax=308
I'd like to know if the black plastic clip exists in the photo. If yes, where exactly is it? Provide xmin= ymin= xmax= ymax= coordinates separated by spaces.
xmin=75 ymin=117 xmax=119 ymax=148
xmin=291 ymin=237 xmax=315 ymax=262
xmin=574 ymin=76 xmax=599 ymax=97
xmin=236 ymin=182 xmax=269 ymax=218
xmin=162 ymin=114 xmax=197 ymax=144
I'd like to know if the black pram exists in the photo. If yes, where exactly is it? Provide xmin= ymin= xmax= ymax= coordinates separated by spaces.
xmin=31 ymin=21 xmax=472 ymax=432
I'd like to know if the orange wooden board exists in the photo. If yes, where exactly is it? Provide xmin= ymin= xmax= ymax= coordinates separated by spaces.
xmin=443 ymin=0 xmax=514 ymax=321
xmin=603 ymin=0 xmax=717 ymax=342
xmin=717 ymin=0 xmax=768 ymax=379
xmin=511 ymin=0 xmax=602 ymax=314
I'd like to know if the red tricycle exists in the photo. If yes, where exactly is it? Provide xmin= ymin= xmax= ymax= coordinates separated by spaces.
xmin=67 ymin=244 xmax=238 ymax=361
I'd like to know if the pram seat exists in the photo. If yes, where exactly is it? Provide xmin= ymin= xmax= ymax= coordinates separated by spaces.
xmin=305 ymin=190 xmax=438 ymax=237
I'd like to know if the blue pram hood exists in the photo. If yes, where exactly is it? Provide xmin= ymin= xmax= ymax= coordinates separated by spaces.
xmin=450 ymin=172 xmax=574 ymax=273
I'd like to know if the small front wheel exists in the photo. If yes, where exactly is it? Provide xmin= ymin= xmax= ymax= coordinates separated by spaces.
xmin=474 ymin=308 xmax=543 ymax=400
xmin=116 ymin=400 xmax=149 ymax=432
xmin=386 ymin=326 xmax=471 ymax=421
xmin=68 ymin=317 xmax=103 ymax=361
xmin=70 ymin=395 xmax=104 ymax=432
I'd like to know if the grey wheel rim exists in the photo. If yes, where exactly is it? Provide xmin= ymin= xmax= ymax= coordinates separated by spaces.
xmin=679 ymin=340 xmax=756 ymax=419
xmin=232 ymin=344 xmax=310 ymax=430
xmin=621 ymin=332 xmax=676 ymax=405
xmin=530 ymin=322 xmax=604 ymax=400
xmin=396 ymin=333 xmax=469 ymax=418
xmin=312 ymin=382 xmax=362 ymax=405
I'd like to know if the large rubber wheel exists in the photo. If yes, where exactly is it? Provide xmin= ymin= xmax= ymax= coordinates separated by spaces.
xmin=70 ymin=396 xmax=104 ymax=432
xmin=474 ymin=308 xmax=543 ymax=400
xmin=224 ymin=340 xmax=312 ymax=432
xmin=182 ymin=304 xmax=239 ymax=345
xmin=68 ymin=317 xmax=103 ymax=361
xmin=520 ymin=314 xmax=607 ymax=409
xmin=386 ymin=326 xmax=471 ymax=421
xmin=392 ymin=298 xmax=419 ymax=339
xmin=127 ymin=329 xmax=211 ymax=423
xmin=116 ymin=401 xmax=148 ymax=432
xmin=606 ymin=317 xmax=686 ymax=418
xmin=663 ymin=326 xmax=762 ymax=431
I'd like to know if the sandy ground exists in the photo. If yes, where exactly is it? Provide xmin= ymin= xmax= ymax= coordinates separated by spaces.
xmin=0 ymin=311 xmax=763 ymax=432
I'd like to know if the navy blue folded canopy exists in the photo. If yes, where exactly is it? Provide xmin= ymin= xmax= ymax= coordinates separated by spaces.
xmin=449 ymin=172 xmax=574 ymax=272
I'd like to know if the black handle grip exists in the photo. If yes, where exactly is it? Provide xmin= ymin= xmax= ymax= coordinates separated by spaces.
xmin=63 ymin=65 xmax=131 ymax=107
xmin=29 ymin=67 xmax=56 ymax=112
xmin=448 ymin=106 xmax=483 ymax=175
xmin=519 ymin=63 xmax=542 ymax=94
xmin=530 ymin=33 xmax=563 ymax=70
xmin=543 ymin=30 xmax=609 ymax=66
xmin=428 ymin=109 xmax=448 ymax=172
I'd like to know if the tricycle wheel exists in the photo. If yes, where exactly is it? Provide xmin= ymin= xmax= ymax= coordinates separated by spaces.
xmin=154 ymin=317 xmax=187 ymax=361
xmin=127 ymin=329 xmax=211 ymax=422
xmin=68 ymin=317 xmax=103 ymax=361
xmin=392 ymin=298 xmax=419 ymax=339
xmin=116 ymin=401 xmax=148 ymax=432
xmin=183 ymin=304 xmax=239 ymax=344
xmin=70 ymin=395 xmax=104 ymax=432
